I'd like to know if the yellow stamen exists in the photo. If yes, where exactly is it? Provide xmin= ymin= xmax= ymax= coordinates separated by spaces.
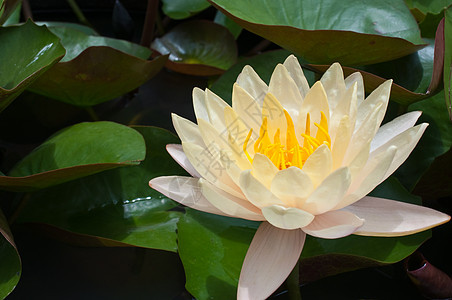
xmin=244 ymin=110 xmax=331 ymax=170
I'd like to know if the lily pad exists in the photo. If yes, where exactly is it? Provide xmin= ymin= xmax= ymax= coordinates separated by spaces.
xmin=0 ymin=210 xmax=21 ymax=300
xmin=0 ymin=121 xmax=146 ymax=191
xmin=214 ymin=11 xmax=242 ymax=39
xmin=151 ymin=20 xmax=237 ymax=76
xmin=13 ymin=127 xmax=186 ymax=252
xmin=0 ymin=20 xmax=65 ymax=113
xmin=405 ymin=0 xmax=451 ymax=15
xmin=161 ymin=0 xmax=210 ymax=19
xmin=27 ymin=24 xmax=167 ymax=106
xmin=177 ymin=178 xmax=430 ymax=299
xmin=209 ymin=0 xmax=426 ymax=65
xmin=0 ymin=0 xmax=20 ymax=25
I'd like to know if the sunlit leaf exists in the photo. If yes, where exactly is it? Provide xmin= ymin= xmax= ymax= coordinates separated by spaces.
xmin=0 ymin=209 xmax=21 ymax=299
xmin=27 ymin=24 xmax=167 ymax=106
xmin=0 ymin=122 xmax=146 ymax=191
xmin=177 ymin=178 xmax=430 ymax=299
xmin=14 ymin=127 xmax=186 ymax=252
xmin=152 ymin=20 xmax=237 ymax=76
xmin=161 ymin=0 xmax=210 ymax=19
xmin=0 ymin=20 xmax=65 ymax=113
xmin=209 ymin=0 xmax=426 ymax=65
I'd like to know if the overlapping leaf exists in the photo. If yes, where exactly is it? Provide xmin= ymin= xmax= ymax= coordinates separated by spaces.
xmin=0 ymin=122 xmax=146 ymax=191
xmin=0 ymin=20 xmax=65 ymax=113
xmin=0 ymin=210 xmax=21 ymax=300
xmin=28 ymin=24 xmax=167 ymax=106
xmin=152 ymin=20 xmax=237 ymax=76
xmin=161 ymin=0 xmax=210 ymax=19
xmin=177 ymin=178 xmax=430 ymax=299
xmin=209 ymin=0 xmax=426 ymax=65
xmin=0 ymin=0 xmax=20 ymax=25
xmin=13 ymin=127 xmax=186 ymax=251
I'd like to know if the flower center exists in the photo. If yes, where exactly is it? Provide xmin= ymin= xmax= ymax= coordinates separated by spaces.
xmin=243 ymin=110 xmax=331 ymax=170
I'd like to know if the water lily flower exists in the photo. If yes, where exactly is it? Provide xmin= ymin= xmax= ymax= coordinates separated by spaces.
xmin=149 ymin=55 xmax=450 ymax=300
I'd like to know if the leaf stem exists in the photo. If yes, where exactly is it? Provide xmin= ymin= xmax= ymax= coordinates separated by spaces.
xmin=286 ymin=261 xmax=302 ymax=300
xmin=66 ymin=0 xmax=93 ymax=28
xmin=85 ymin=106 xmax=99 ymax=121
xmin=140 ymin=0 xmax=159 ymax=47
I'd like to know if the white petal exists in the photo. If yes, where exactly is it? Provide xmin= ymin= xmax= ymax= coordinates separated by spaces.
xmin=262 ymin=205 xmax=315 ymax=230
xmin=252 ymin=153 xmax=279 ymax=189
xmin=303 ymin=167 xmax=351 ymax=215
xmin=370 ymin=111 xmax=422 ymax=152
xmin=283 ymin=54 xmax=310 ymax=98
xmin=166 ymin=144 xmax=201 ymax=178
xmin=270 ymin=167 xmax=314 ymax=208
xmin=224 ymin=106 xmax=252 ymax=152
xmin=344 ymin=72 xmax=364 ymax=106
xmin=336 ymin=145 xmax=397 ymax=209
xmin=262 ymin=93 xmax=287 ymax=144
xmin=238 ymin=222 xmax=305 ymax=300
xmin=181 ymin=142 xmax=244 ymax=198
xmin=331 ymin=115 xmax=351 ymax=170
xmin=302 ymin=210 xmax=364 ymax=239
xmin=200 ymin=179 xmax=265 ymax=221
xmin=301 ymin=144 xmax=333 ymax=187
xmin=204 ymin=88 xmax=229 ymax=131
xmin=232 ymin=83 xmax=262 ymax=142
xmin=320 ymin=62 xmax=345 ymax=110
xmin=372 ymin=123 xmax=428 ymax=181
xmin=149 ymin=176 xmax=228 ymax=216
xmin=269 ymin=63 xmax=303 ymax=118
xmin=355 ymin=80 xmax=392 ymax=131
xmin=344 ymin=196 xmax=451 ymax=236
xmin=171 ymin=113 xmax=204 ymax=146
xmin=329 ymin=82 xmax=357 ymax=140
xmin=239 ymin=170 xmax=285 ymax=208
xmin=297 ymin=81 xmax=330 ymax=138
xmin=236 ymin=65 xmax=268 ymax=106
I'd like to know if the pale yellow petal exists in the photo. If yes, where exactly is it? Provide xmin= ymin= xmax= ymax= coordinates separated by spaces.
xmin=239 ymin=170 xmax=285 ymax=208
xmin=370 ymin=111 xmax=422 ymax=152
xmin=268 ymin=63 xmax=303 ymax=118
xmin=192 ymin=87 xmax=209 ymax=121
xmin=344 ymin=72 xmax=364 ymax=106
xmin=270 ymin=167 xmax=314 ymax=208
xmin=262 ymin=205 xmax=314 ymax=230
xmin=301 ymin=144 xmax=333 ymax=187
xmin=303 ymin=167 xmax=351 ymax=215
xmin=262 ymin=93 xmax=287 ymax=143
xmin=329 ymin=82 xmax=357 ymax=139
xmin=331 ymin=115 xmax=351 ymax=170
xmin=171 ymin=113 xmax=204 ymax=146
xmin=320 ymin=62 xmax=346 ymax=110
xmin=283 ymin=54 xmax=310 ymax=98
xmin=232 ymin=83 xmax=262 ymax=142
xmin=166 ymin=144 xmax=201 ymax=178
xmin=252 ymin=153 xmax=279 ymax=189
xmin=302 ymin=210 xmax=364 ymax=239
xmin=345 ymin=196 xmax=450 ymax=236
xmin=149 ymin=176 xmax=228 ymax=216
xmin=236 ymin=65 xmax=268 ymax=105
xmin=200 ymin=179 xmax=265 ymax=221
xmin=237 ymin=222 xmax=305 ymax=300
xmin=296 ymin=81 xmax=330 ymax=138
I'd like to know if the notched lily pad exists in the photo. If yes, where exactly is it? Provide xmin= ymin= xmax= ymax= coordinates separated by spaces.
xmin=0 ymin=209 xmax=21 ymax=299
xmin=0 ymin=121 xmax=146 ymax=191
xmin=0 ymin=20 xmax=65 ymax=112
xmin=13 ymin=126 xmax=186 ymax=252
xmin=28 ymin=24 xmax=167 ymax=106
xmin=306 ymin=18 xmax=445 ymax=106
xmin=209 ymin=0 xmax=426 ymax=65
xmin=152 ymin=20 xmax=237 ymax=76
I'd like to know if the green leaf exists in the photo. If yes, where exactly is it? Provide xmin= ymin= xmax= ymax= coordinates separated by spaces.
xmin=1 ymin=1 xmax=20 ymax=26
xmin=0 ymin=20 xmax=65 ymax=113
xmin=211 ymin=50 xmax=315 ymax=105
xmin=36 ymin=21 xmax=99 ymax=36
xmin=0 ymin=210 xmax=21 ymax=299
xmin=151 ymin=20 xmax=237 ymax=76
xmin=397 ymin=91 xmax=452 ymax=190
xmin=209 ymin=0 xmax=426 ymax=65
xmin=405 ymin=0 xmax=451 ymax=15
xmin=14 ymin=127 xmax=186 ymax=252
xmin=161 ymin=0 xmax=210 ymax=19
xmin=1 ymin=121 xmax=146 ymax=191
xmin=26 ymin=23 xmax=167 ymax=107
xmin=445 ymin=6 xmax=452 ymax=119
xmin=214 ymin=11 xmax=242 ymax=39
xmin=46 ymin=25 xmax=150 ymax=62
xmin=177 ymin=177 xmax=429 ymax=299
